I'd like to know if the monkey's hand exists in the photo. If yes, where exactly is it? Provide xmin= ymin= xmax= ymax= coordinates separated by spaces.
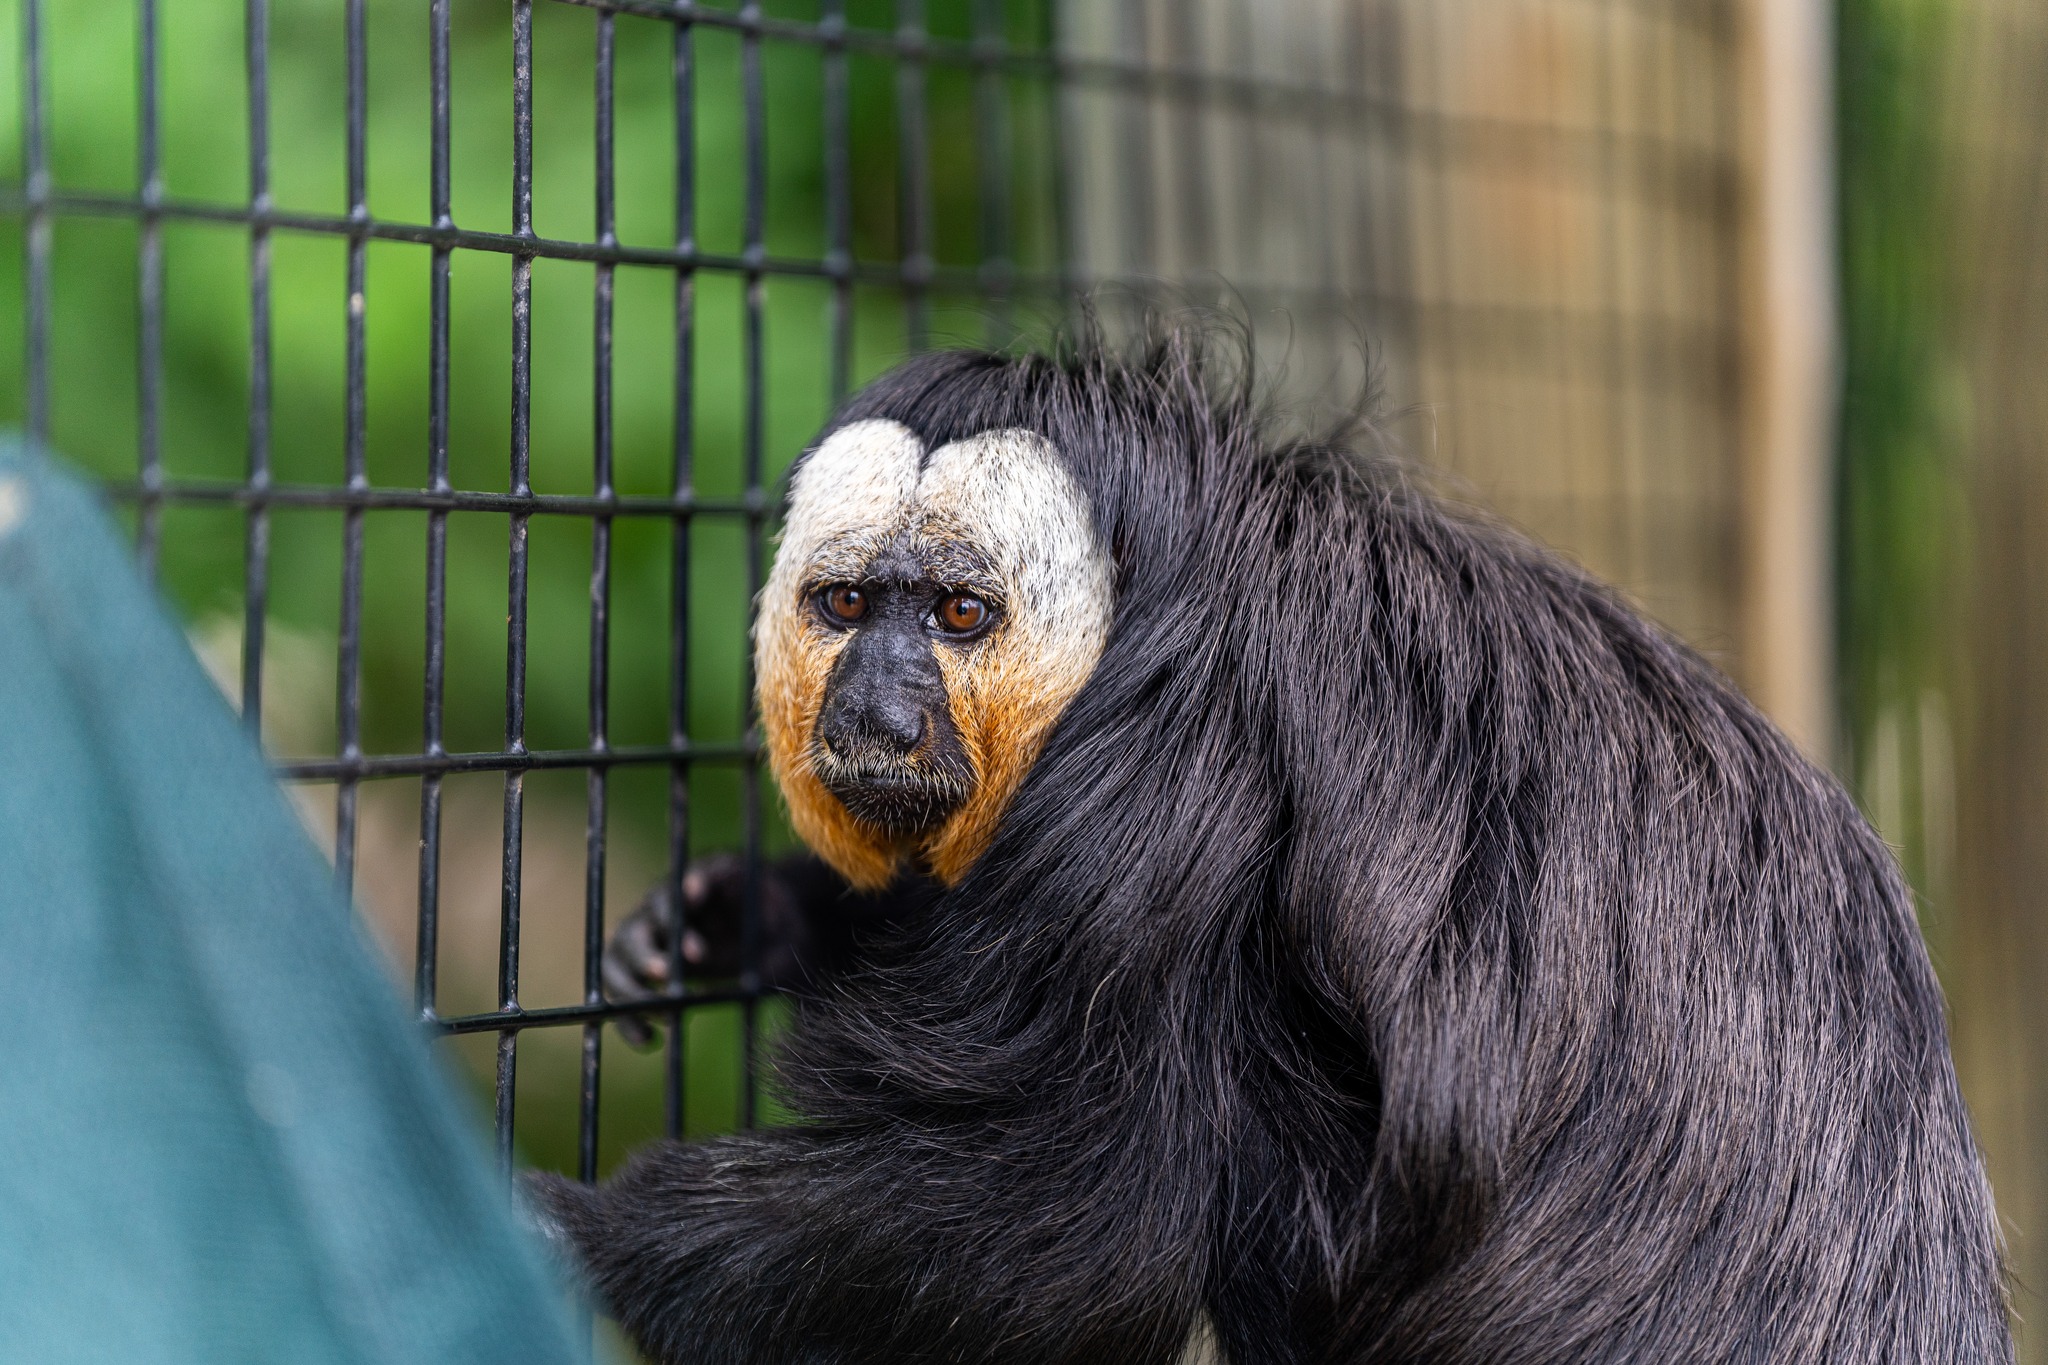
xmin=603 ymin=855 xmax=814 ymax=1047
xmin=604 ymin=854 xmax=740 ymax=1047
xmin=605 ymin=854 xmax=941 ymax=1047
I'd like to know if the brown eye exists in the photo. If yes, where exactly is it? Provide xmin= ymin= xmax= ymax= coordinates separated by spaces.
xmin=934 ymin=592 xmax=989 ymax=635
xmin=821 ymin=585 xmax=868 ymax=623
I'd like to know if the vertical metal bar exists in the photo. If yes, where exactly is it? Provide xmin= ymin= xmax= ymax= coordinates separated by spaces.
xmin=1711 ymin=0 xmax=1742 ymax=445
xmin=738 ymin=0 xmax=768 ymax=1133
xmin=1590 ymin=0 xmax=1634 ymax=587
xmin=1340 ymin=2 xmax=1387 ymax=342
xmin=1710 ymin=1 xmax=1744 ymax=636
xmin=664 ymin=8 xmax=697 ymax=1142
xmin=335 ymin=0 xmax=371 ymax=899
xmin=1405 ymin=0 xmax=1470 ymax=479
xmin=417 ymin=0 xmax=454 ymax=1023
xmin=1114 ymin=0 xmax=1156 ymax=280
xmin=1367 ymin=1 xmax=1419 ymax=387
xmin=1343 ymin=2 xmax=1395 ymax=404
xmin=1047 ymin=0 xmax=1082 ymax=310
xmin=498 ymin=0 xmax=537 ymax=1178
xmin=822 ymin=0 xmax=852 ymax=401
xmin=1225 ymin=0 xmax=1261 ymax=296
xmin=1301 ymin=6 xmax=1342 ymax=320
xmin=582 ymin=3 xmax=618 ymax=1190
xmin=972 ymin=0 xmax=1014 ymax=344
xmin=1640 ymin=7 xmax=1685 ymax=604
xmin=1529 ymin=1 xmax=1586 ymax=550
xmin=21 ymin=0 xmax=48 ymax=447
xmin=244 ymin=0 xmax=273 ymax=735
xmin=1162 ymin=0 xmax=1214 ymax=282
xmin=136 ymin=0 xmax=165 ymax=575
xmin=895 ymin=0 xmax=931 ymax=351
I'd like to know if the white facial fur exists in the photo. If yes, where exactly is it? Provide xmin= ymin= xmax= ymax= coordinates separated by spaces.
xmin=756 ymin=417 xmax=1116 ymax=885
xmin=769 ymin=418 xmax=1113 ymax=668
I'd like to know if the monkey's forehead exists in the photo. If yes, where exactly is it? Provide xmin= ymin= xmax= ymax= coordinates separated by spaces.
xmin=779 ymin=420 xmax=1103 ymax=593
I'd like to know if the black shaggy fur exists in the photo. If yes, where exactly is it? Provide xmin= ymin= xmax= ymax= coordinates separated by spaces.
xmin=535 ymin=331 xmax=2011 ymax=1363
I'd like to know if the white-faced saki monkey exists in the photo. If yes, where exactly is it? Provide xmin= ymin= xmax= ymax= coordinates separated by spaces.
xmin=530 ymin=328 xmax=2011 ymax=1364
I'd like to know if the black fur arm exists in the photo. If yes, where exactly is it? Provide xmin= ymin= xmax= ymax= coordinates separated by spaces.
xmin=534 ymin=1121 xmax=1205 ymax=1365
xmin=535 ymin=902 xmax=1224 ymax=1365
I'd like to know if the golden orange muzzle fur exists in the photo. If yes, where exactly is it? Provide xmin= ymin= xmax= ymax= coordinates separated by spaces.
xmin=756 ymin=420 xmax=1113 ymax=890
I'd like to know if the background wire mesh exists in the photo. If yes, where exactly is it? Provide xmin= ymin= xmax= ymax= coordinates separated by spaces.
xmin=1062 ymin=0 xmax=1745 ymax=657
xmin=0 ymin=0 xmax=1772 ymax=1192
xmin=18 ymin=2 xmax=2048 ymax=1358
xmin=0 ymin=0 xmax=1080 ymax=1183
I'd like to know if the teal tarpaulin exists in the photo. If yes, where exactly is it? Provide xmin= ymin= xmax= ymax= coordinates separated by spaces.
xmin=0 ymin=441 xmax=587 ymax=1364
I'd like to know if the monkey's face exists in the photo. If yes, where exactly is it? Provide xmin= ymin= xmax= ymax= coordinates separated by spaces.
xmin=757 ymin=420 xmax=1113 ymax=889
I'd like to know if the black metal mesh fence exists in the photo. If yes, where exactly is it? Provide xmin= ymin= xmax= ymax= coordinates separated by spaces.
xmin=0 ymin=0 xmax=1079 ymax=1184
xmin=1 ymin=0 xmax=1746 ymax=1191
xmin=1059 ymin=0 xmax=1746 ymax=656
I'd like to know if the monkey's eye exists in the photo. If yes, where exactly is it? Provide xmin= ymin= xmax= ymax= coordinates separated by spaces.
xmin=933 ymin=592 xmax=991 ymax=636
xmin=819 ymin=584 xmax=869 ymax=624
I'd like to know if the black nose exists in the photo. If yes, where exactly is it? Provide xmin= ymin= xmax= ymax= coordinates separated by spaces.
xmin=817 ymin=622 xmax=943 ymax=759
xmin=819 ymin=687 xmax=927 ymax=757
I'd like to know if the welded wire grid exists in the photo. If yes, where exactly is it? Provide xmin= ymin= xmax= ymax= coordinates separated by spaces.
xmin=1 ymin=0 xmax=1065 ymax=1189
xmin=5 ymin=0 xmax=1744 ymax=1200
xmin=1061 ymin=0 xmax=1746 ymax=654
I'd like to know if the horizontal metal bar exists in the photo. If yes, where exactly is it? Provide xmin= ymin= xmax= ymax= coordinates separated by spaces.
xmin=547 ymin=0 xmax=1727 ymax=71
xmin=274 ymin=739 xmax=754 ymax=782
xmin=432 ymin=987 xmax=765 ymax=1036
xmin=0 ymin=187 xmax=1028 ymax=288
xmin=544 ymin=0 xmax=1734 ymax=181
xmin=102 ymin=477 xmax=761 ymax=519
xmin=1 ymin=178 xmax=1739 ymax=308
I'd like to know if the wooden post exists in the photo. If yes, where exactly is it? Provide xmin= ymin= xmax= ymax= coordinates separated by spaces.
xmin=1736 ymin=0 xmax=1839 ymax=761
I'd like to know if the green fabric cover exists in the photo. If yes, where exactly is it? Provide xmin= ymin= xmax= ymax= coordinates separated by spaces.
xmin=0 ymin=441 xmax=587 ymax=1364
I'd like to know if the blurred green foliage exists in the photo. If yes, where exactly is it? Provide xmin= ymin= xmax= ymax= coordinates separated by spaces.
xmin=1835 ymin=0 xmax=1961 ymax=920
xmin=0 ymin=0 xmax=1060 ymax=1172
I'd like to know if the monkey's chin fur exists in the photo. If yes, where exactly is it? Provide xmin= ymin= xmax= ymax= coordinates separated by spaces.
xmin=816 ymin=757 xmax=972 ymax=837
